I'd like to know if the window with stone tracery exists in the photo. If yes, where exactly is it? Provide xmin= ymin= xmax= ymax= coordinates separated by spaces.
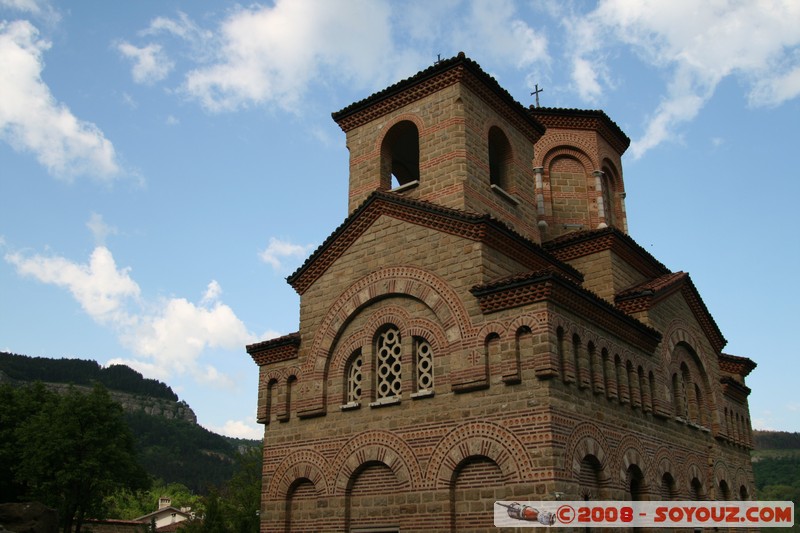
xmin=345 ymin=350 xmax=363 ymax=404
xmin=376 ymin=326 xmax=402 ymax=400
xmin=414 ymin=336 xmax=434 ymax=392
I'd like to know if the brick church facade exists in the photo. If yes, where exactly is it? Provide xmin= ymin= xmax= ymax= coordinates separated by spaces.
xmin=247 ymin=53 xmax=756 ymax=532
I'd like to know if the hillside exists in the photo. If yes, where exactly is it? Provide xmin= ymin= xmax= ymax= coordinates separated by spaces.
xmin=752 ymin=430 xmax=799 ymax=531
xmin=0 ymin=352 xmax=259 ymax=493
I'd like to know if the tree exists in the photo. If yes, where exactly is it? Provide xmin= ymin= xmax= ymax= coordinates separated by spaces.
xmin=219 ymin=447 xmax=261 ymax=533
xmin=14 ymin=384 xmax=149 ymax=533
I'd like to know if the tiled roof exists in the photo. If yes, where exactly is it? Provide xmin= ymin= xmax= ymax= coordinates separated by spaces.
xmin=544 ymin=227 xmax=670 ymax=278
xmin=331 ymin=52 xmax=546 ymax=139
xmin=286 ymin=191 xmax=582 ymax=294
xmin=472 ymin=269 xmax=662 ymax=352
xmin=719 ymin=352 xmax=757 ymax=377
xmin=616 ymin=271 xmax=688 ymax=303
xmin=529 ymin=107 xmax=630 ymax=154
xmin=247 ymin=332 xmax=301 ymax=366
xmin=616 ymin=272 xmax=727 ymax=353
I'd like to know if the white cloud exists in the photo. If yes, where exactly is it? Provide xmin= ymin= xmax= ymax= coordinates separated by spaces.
xmin=86 ymin=212 xmax=118 ymax=246
xmin=117 ymin=41 xmax=173 ymax=85
xmin=0 ymin=21 xmax=121 ymax=180
xmin=201 ymin=279 xmax=222 ymax=304
xmin=181 ymin=0 xmax=397 ymax=112
xmin=6 ymin=244 xmax=257 ymax=389
xmin=0 ymin=0 xmax=58 ymax=23
xmin=208 ymin=419 xmax=262 ymax=440
xmin=259 ymin=237 xmax=314 ymax=271
xmin=144 ymin=11 xmax=212 ymax=46
xmin=454 ymin=0 xmax=548 ymax=69
xmin=566 ymin=0 xmax=800 ymax=157
xmin=6 ymin=246 xmax=140 ymax=324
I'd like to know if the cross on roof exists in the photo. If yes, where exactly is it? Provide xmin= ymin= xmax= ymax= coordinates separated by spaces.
xmin=531 ymin=84 xmax=544 ymax=107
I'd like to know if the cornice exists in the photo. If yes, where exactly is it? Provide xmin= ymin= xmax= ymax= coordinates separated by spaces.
xmin=287 ymin=191 xmax=582 ymax=294
xmin=544 ymin=227 xmax=670 ymax=279
xmin=719 ymin=352 xmax=757 ymax=378
xmin=530 ymin=107 xmax=631 ymax=155
xmin=247 ymin=332 xmax=300 ymax=366
xmin=471 ymin=270 xmax=662 ymax=353
xmin=332 ymin=52 xmax=546 ymax=141
xmin=616 ymin=272 xmax=727 ymax=353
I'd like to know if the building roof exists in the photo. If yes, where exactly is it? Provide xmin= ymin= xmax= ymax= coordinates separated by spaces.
xmin=286 ymin=190 xmax=582 ymax=295
xmin=471 ymin=269 xmax=662 ymax=352
xmin=529 ymin=107 xmax=631 ymax=154
xmin=331 ymin=52 xmax=546 ymax=141
xmin=544 ymin=227 xmax=670 ymax=279
xmin=719 ymin=352 xmax=757 ymax=377
xmin=247 ymin=331 xmax=301 ymax=365
xmin=616 ymin=271 xmax=727 ymax=353
xmin=134 ymin=507 xmax=191 ymax=523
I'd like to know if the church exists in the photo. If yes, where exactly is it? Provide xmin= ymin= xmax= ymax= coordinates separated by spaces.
xmin=247 ymin=53 xmax=756 ymax=532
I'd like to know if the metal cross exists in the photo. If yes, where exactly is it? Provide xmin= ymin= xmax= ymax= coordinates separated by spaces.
xmin=531 ymin=84 xmax=544 ymax=107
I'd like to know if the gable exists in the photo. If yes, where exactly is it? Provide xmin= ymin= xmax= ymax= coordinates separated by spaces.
xmin=616 ymin=272 xmax=726 ymax=354
xmin=287 ymin=192 xmax=581 ymax=295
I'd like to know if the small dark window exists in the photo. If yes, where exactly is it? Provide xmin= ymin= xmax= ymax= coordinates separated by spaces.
xmin=488 ymin=126 xmax=512 ymax=189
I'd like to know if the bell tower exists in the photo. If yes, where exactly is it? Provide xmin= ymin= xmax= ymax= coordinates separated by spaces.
xmin=332 ymin=52 xmax=547 ymax=243
xmin=529 ymin=108 xmax=631 ymax=241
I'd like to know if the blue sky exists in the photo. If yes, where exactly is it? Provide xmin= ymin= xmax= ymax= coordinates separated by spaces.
xmin=1 ymin=0 xmax=798 ymax=438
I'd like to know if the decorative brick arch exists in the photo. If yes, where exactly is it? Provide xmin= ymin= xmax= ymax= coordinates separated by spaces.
xmin=407 ymin=316 xmax=448 ymax=355
xmin=306 ymin=266 xmax=473 ymax=378
xmin=261 ymin=369 xmax=283 ymax=386
xmin=427 ymin=421 xmax=534 ymax=488
xmin=268 ymin=449 xmax=330 ymax=499
xmin=330 ymin=330 xmax=370 ymax=374
xmin=331 ymin=430 xmax=422 ymax=495
xmin=364 ymin=305 xmax=411 ymax=341
xmin=713 ymin=460 xmax=731 ymax=488
xmin=600 ymin=157 xmax=624 ymax=194
xmin=475 ymin=321 xmax=508 ymax=345
xmin=562 ymin=422 xmax=611 ymax=479
xmin=683 ymin=454 xmax=707 ymax=495
xmin=662 ymin=322 xmax=707 ymax=369
xmin=735 ymin=467 xmax=751 ymax=500
xmin=652 ymin=447 xmax=677 ymax=482
xmin=535 ymin=136 xmax=598 ymax=170
xmin=374 ymin=113 xmax=427 ymax=153
xmin=508 ymin=313 xmax=547 ymax=335
xmin=614 ymin=435 xmax=651 ymax=488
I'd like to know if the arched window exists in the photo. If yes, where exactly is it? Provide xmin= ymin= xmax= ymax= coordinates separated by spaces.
xmin=414 ymin=336 xmax=434 ymax=393
xmin=719 ymin=480 xmax=731 ymax=500
xmin=375 ymin=326 xmax=402 ymax=400
xmin=345 ymin=350 xmax=363 ymax=404
xmin=626 ymin=464 xmax=646 ymax=501
xmin=660 ymin=473 xmax=678 ymax=500
xmin=488 ymin=126 xmax=512 ymax=189
xmin=690 ymin=477 xmax=705 ymax=501
xmin=381 ymin=121 xmax=419 ymax=189
xmin=557 ymin=327 xmax=568 ymax=383
xmin=739 ymin=485 xmax=749 ymax=501
xmin=281 ymin=375 xmax=297 ymax=421
xmin=579 ymin=455 xmax=605 ymax=500
xmin=601 ymin=173 xmax=615 ymax=226
xmin=265 ymin=378 xmax=278 ymax=424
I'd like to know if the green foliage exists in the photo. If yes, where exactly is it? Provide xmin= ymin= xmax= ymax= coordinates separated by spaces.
xmin=753 ymin=430 xmax=800 ymax=450
xmin=0 ymin=352 xmax=178 ymax=401
xmin=124 ymin=411 xmax=240 ymax=493
xmin=104 ymin=482 xmax=203 ymax=520
xmin=174 ymin=447 xmax=262 ymax=533
xmin=753 ymin=431 xmax=800 ymax=532
xmin=1 ymin=383 xmax=149 ymax=532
